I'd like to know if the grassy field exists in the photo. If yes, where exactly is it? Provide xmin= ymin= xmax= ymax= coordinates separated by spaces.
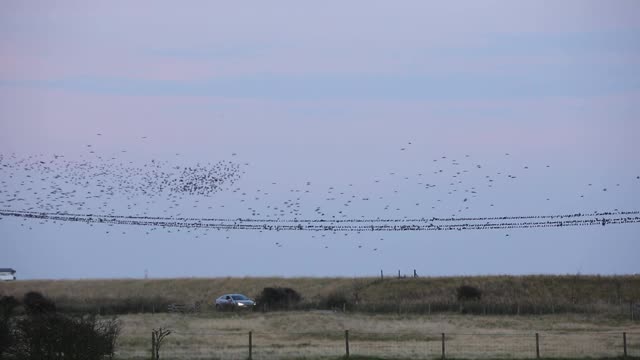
xmin=1 ymin=275 xmax=639 ymax=315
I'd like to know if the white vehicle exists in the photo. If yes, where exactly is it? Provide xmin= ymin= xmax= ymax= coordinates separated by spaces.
xmin=0 ymin=268 xmax=16 ymax=281
xmin=215 ymin=294 xmax=256 ymax=310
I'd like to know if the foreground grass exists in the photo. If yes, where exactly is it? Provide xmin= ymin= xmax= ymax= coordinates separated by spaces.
xmin=314 ymin=357 xmax=640 ymax=360
xmin=122 ymin=357 xmax=640 ymax=360
xmin=121 ymin=357 xmax=640 ymax=360
xmin=112 ymin=311 xmax=640 ymax=360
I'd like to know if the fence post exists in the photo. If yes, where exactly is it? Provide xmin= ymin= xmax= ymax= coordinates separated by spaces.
xmin=345 ymin=330 xmax=350 ymax=358
xmin=623 ymin=332 xmax=627 ymax=358
xmin=441 ymin=333 xmax=445 ymax=359
xmin=249 ymin=331 xmax=253 ymax=360
xmin=535 ymin=333 xmax=540 ymax=359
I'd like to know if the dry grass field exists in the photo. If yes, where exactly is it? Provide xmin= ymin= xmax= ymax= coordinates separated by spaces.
xmin=115 ymin=311 xmax=640 ymax=359
xmin=2 ymin=275 xmax=639 ymax=312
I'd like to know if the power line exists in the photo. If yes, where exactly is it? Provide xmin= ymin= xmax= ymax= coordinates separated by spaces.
xmin=2 ymin=208 xmax=638 ymax=232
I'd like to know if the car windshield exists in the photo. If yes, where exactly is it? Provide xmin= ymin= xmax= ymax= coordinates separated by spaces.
xmin=231 ymin=295 xmax=248 ymax=300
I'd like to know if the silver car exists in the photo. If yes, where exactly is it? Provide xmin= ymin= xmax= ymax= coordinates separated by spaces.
xmin=215 ymin=294 xmax=256 ymax=310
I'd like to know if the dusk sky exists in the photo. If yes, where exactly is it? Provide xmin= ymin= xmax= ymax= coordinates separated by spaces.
xmin=1 ymin=1 xmax=639 ymax=279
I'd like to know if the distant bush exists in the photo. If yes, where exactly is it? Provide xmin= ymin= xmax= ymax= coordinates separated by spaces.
xmin=320 ymin=291 xmax=352 ymax=310
xmin=53 ymin=296 xmax=174 ymax=315
xmin=255 ymin=287 xmax=302 ymax=310
xmin=456 ymin=285 xmax=482 ymax=301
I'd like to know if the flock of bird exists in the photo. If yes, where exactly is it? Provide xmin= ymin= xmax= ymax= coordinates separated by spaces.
xmin=1 ymin=136 xmax=639 ymax=251
xmin=0 ymin=152 xmax=241 ymax=214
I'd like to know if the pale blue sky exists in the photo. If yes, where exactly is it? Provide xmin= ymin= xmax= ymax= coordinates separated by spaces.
xmin=1 ymin=1 xmax=639 ymax=279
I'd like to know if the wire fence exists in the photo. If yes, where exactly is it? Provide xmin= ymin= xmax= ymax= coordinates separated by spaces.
xmin=124 ymin=330 xmax=640 ymax=359
xmin=51 ymin=298 xmax=640 ymax=319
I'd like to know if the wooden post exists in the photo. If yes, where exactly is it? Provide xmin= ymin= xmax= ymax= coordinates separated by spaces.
xmin=249 ymin=331 xmax=253 ymax=360
xmin=345 ymin=330 xmax=350 ymax=358
xmin=441 ymin=333 xmax=445 ymax=359
xmin=535 ymin=333 xmax=540 ymax=359
xmin=398 ymin=270 xmax=401 ymax=279
xmin=623 ymin=332 xmax=627 ymax=358
xmin=381 ymin=269 xmax=384 ymax=280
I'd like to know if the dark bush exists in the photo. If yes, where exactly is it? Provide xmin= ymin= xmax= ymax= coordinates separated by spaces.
xmin=23 ymin=291 xmax=56 ymax=315
xmin=0 ymin=296 xmax=19 ymax=320
xmin=10 ymin=314 xmax=119 ymax=360
xmin=255 ymin=287 xmax=302 ymax=310
xmin=0 ymin=320 xmax=10 ymax=358
xmin=2 ymin=292 xmax=120 ymax=360
xmin=0 ymin=295 xmax=20 ymax=358
xmin=1 ymin=296 xmax=19 ymax=358
xmin=456 ymin=285 xmax=482 ymax=301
